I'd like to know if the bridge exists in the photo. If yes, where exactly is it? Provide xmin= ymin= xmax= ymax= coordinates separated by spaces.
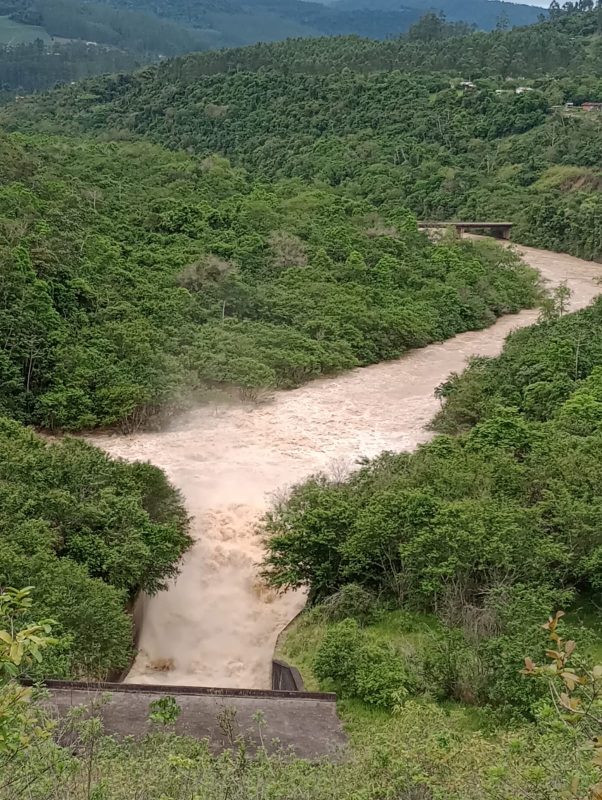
xmin=418 ymin=221 xmax=513 ymax=239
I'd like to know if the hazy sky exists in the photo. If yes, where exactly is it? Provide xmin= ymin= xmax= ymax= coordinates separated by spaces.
xmin=511 ymin=0 xmax=550 ymax=6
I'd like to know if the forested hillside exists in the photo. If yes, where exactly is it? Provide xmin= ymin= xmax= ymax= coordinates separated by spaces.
xmin=7 ymin=9 xmax=601 ymax=259
xmin=1 ymin=0 xmax=217 ymax=53
xmin=110 ymin=0 xmax=543 ymax=34
xmin=0 ymin=0 xmax=543 ymax=96
xmin=0 ymin=132 xmax=539 ymax=431
xmin=142 ymin=5 xmax=599 ymax=76
xmin=0 ymin=0 xmax=214 ymax=96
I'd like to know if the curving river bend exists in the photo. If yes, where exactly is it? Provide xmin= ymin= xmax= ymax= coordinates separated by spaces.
xmin=93 ymin=244 xmax=602 ymax=689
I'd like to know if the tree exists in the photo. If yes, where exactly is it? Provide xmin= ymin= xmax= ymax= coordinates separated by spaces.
xmin=408 ymin=12 xmax=448 ymax=41
xmin=0 ymin=588 xmax=56 ymax=757
xmin=549 ymin=0 xmax=563 ymax=17
xmin=539 ymin=281 xmax=573 ymax=322
xmin=523 ymin=612 xmax=602 ymax=799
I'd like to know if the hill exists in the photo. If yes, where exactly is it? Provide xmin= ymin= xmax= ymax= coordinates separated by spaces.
xmin=333 ymin=0 xmax=544 ymax=28
xmin=0 ymin=0 xmax=214 ymax=95
xmin=105 ymin=0 xmax=543 ymax=40
xmin=0 ymin=130 xmax=539 ymax=431
xmin=0 ymin=0 xmax=545 ymax=56
xmin=0 ymin=0 xmax=544 ymax=95
xmin=0 ymin=0 xmax=221 ymax=55
xmin=0 ymin=12 xmax=49 ymax=42
xmin=5 ymin=10 xmax=601 ymax=259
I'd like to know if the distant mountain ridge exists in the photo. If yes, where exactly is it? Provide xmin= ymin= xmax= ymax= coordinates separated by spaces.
xmin=0 ymin=0 xmax=544 ymax=57
xmin=106 ymin=0 xmax=544 ymax=43
xmin=332 ymin=0 xmax=545 ymax=28
xmin=0 ymin=0 xmax=544 ymax=98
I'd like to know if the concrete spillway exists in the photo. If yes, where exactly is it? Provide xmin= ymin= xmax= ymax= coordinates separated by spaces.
xmin=42 ymin=680 xmax=346 ymax=759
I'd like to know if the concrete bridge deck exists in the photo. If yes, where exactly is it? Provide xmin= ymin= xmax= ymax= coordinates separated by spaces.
xmin=418 ymin=221 xmax=513 ymax=239
xmin=41 ymin=680 xmax=347 ymax=760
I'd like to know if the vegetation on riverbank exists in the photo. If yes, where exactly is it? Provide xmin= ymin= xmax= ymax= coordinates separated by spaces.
xmin=257 ymin=292 xmax=602 ymax=794
xmin=0 ymin=419 xmax=190 ymax=678
xmin=263 ymin=295 xmax=602 ymax=694
xmin=0 ymin=131 xmax=539 ymax=432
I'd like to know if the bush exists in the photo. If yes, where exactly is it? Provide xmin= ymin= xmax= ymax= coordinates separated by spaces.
xmin=313 ymin=619 xmax=413 ymax=708
xmin=477 ymin=585 xmax=578 ymax=714
xmin=352 ymin=639 xmax=411 ymax=708
xmin=419 ymin=585 xmax=579 ymax=714
xmin=320 ymin=584 xmax=378 ymax=625
xmin=313 ymin=619 xmax=362 ymax=686
xmin=420 ymin=627 xmax=483 ymax=703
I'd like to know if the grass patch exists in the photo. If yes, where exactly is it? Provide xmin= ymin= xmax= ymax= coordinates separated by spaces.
xmin=533 ymin=164 xmax=602 ymax=192
xmin=0 ymin=16 xmax=50 ymax=44
xmin=276 ymin=607 xmax=499 ymax=741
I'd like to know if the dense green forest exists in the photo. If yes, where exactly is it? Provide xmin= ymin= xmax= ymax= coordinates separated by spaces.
xmin=0 ymin=418 xmax=190 ymax=678
xmin=7 ymin=10 xmax=601 ymax=259
xmin=0 ymin=131 xmax=540 ymax=432
xmin=131 ymin=7 xmax=601 ymax=76
xmin=0 ymin=0 xmax=544 ymax=96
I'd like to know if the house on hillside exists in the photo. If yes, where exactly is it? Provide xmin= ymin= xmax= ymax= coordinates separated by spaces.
xmin=515 ymin=86 xmax=534 ymax=94
xmin=459 ymin=81 xmax=476 ymax=91
xmin=582 ymin=102 xmax=602 ymax=112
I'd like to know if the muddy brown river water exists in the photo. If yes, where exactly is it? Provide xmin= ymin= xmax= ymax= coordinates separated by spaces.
xmin=93 ymin=244 xmax=602 ymax=689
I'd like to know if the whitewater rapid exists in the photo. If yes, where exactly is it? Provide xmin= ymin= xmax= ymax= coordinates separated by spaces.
xmin=93 ymin=244 xmax=602 ymax=689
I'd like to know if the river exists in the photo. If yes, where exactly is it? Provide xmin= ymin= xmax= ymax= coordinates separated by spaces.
xmin=93 ymin=243 xmax=602 ymax=689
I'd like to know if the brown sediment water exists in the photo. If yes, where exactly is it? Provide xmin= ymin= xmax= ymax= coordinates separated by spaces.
xmin=93 ymin=244 xmax=602 ymax=689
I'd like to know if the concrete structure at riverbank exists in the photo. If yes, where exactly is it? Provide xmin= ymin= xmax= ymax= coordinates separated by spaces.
xmin=42 ymin=680 xmax=347 ymax=759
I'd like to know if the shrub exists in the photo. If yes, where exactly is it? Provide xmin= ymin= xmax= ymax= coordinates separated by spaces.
xmin=320 ymin=584 xmax=378 ymax=625
xmin=313 ymin=619 xmax=413 ymax=708
xmin=419 ymin=585 xmax=578 ymax=714
xmin=352 ymin=639 xmax=411 ymax=708
xmin=313 ymin=619 xmax=361 ymax=686
xmin=420 ymin=627 xmax=485 ymax=704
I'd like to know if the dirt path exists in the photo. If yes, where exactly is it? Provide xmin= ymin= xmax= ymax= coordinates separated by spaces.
xmin=94 ymin=244 xmax=602 ymax=689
